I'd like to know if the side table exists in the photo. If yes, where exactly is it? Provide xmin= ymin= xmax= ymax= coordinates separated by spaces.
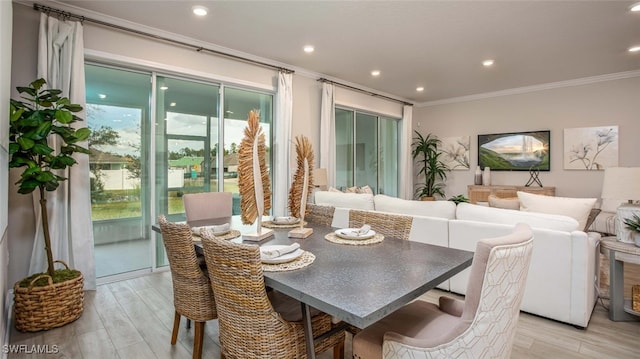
xmin=600 ymin=236 xmax=640 ymax=321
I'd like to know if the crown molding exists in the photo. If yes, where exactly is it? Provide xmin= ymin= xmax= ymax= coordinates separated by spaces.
xmin=418 ymin=69 xmax=640 ymax=107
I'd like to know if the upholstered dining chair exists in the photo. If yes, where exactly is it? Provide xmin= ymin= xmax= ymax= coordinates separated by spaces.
xmin=157 ymin=215 xmax=217 ymax=359
xmin=183 ymin=191 xmax=233 ymax=223
xmin=348 ymin=209 xmax=413 ymax=240
xmin=199 ymin=230 xmax=346 ymax=359
xmin=352 ymin=223 xmax=534 ymax=359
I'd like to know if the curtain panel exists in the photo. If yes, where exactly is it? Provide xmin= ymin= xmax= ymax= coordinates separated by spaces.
xmin=400 ymin=105 xmax=414 ymax=200
xmin=274 ymin=71 xmax=293 ymax=216
xmin=320 ymin=82 xmax=336 ymax=187
xmin=35 ymin=14 xmax=95 ymax=290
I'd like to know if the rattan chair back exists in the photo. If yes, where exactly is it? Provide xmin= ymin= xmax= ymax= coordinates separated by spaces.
xmin=200 ymin=231 xmax=344 ymax=358
xmin=158 ymin=215 xmax=217 ymax=322
xmin=348 ymin=210 xmax=413 ymax=240
xmin=306 ymin=203 xmax=335 ymax=226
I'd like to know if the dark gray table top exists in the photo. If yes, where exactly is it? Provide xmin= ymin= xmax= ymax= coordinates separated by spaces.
xmin=154 ymin=217 xmax=474 ymax=329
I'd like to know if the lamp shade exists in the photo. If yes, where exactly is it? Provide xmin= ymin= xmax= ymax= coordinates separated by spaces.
xmin=601 ymin=167 xmax=640 ymax=200
xmin=312 ymin=168 xmax=328 ymax=189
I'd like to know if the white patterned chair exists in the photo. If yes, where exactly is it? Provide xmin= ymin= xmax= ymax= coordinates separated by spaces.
xmin=352 ymin=223 xmax=534 ymax=359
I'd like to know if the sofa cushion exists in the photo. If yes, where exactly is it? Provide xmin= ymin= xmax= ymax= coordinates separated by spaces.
xmin=517 ymin=191 xmax=597 ymax=231
xmin=456 ymin=202 xmax=579 ymax=232
xmin=487 ymin=195 xmax=520 ymax=210
xmin=314 ymin=191 xmax=375 ymax=210
xmin=373 ymin=194 xmax=456 ymax=219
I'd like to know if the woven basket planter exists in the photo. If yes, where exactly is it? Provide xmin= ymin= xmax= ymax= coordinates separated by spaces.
xmin=13 ymin=260 xmax=84 ymax=332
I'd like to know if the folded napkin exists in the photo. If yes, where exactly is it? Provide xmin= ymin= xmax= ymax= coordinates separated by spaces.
xmin=347 ymin=224 xmax=371 ymax=237
xmin=191 ymin=223 xmax=230 ymax=236
xmin=272 ymin=216 xmax=299 ymax=224
xmin=260 ymin=243 xmax=301 ymax=260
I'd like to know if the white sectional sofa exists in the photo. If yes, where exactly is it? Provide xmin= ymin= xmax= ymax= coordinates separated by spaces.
xmin=313 ymin=191 xmax=601 ymax=328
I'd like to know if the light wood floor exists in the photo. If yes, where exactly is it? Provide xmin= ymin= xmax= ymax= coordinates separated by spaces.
xmin=7 ymin=270 xmax=640 ymax=358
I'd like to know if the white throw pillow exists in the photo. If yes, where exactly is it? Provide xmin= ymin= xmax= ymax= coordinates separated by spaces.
xmin=314 ymin=191 xmax=375 ymax=210
xmin=456 ymin=202 xmax=579 ymax=232
xmin=373 ymin=194 xmax=456 ymax=219
xmin=487 ymin=195 xmax=520 ymax=210
xmin=517 ymin=191 xmax=597 ymax=231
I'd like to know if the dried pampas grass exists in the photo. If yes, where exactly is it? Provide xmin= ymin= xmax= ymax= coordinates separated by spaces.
xmin=238 ymin=110 xmax=272 ymax=225
xmin=289 ymin=135 xmax=315 ymax=219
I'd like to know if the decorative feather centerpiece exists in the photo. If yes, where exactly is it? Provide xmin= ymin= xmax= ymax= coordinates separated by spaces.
xmin=288 ymin=135 xmax=315 ymax=238
xmin=238 ymin=110 xmax=273 ymax=240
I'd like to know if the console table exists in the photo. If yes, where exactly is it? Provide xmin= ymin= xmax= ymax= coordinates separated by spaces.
xmin=600 ymin=237 xmax=640 ymax=321
xmin=467 ymin=185 xmax=555 ymax=204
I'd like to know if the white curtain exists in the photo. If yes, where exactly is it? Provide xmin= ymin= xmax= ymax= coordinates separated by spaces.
xmin=399 ymin=105 xmax=414 ymax=199
xmin=274 ymin=71 xmax=293 ymax=216
xmin=34 ymin=13 xmax=95 ymax=290
xmin=320 ymin=82 xmax=336 ymax=187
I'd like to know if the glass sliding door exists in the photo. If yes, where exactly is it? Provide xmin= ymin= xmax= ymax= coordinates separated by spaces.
xmin=334 ymin=107 xmax=400 ymax=195
xmin=86 ymin=64 xmax=152 ymax=279
xmin=223 ymin=87 xmax=273 ymax=214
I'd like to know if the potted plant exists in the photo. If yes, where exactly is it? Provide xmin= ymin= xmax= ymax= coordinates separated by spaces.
xmin=411 ymin=131 xmax=449 ymax=200
xmin=623 ymin=213 xmax=640 ymax=247
xmin=9 ymin=78 xmax=90 ymax=332
xmin=448 ymin=194 xmax=469 ymax=205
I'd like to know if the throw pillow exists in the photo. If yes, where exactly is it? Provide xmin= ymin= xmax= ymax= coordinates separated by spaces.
xmin=328 ymin=186 xmax=342 ymax=193
xmin=359 ymin=185 xmax=374 ymax=195
xmin=517 ymin=191 xmax=597 ymax=231
xmin=345 ymin=186 xmax=359 ymax=193
xmin=584 ymin=208 xmax=601 ymax=232
xmin=487 ymin=195 xmax=520 ymax=210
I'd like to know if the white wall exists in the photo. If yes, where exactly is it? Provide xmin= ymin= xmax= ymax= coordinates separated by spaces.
xmin=414 ymin=76 xmax=640 ymax=199
xmin=1 ymin=0 xmax=12 ymax=349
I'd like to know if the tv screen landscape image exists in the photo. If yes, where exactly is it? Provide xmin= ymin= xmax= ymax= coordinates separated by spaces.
xmin=478 ymin=130 xmax=550 ymax=171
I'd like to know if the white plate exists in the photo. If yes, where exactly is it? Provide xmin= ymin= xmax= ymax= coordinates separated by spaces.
xmin=272 ymin=216 xmax=300 ymax=225
xmin=260 ymin=245 xmax=304 ymax=264
xmin=335 ymin=228 xmax=376 ymax=240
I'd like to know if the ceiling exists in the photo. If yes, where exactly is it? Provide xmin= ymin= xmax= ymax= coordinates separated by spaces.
xmin=52 ymin=0 xmax=640 ymax=104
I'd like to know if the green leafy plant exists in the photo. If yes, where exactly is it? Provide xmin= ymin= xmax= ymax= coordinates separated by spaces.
xmin=448 ymin=194 xmax=469 ymax=205
xmin=411 ymin=131 xmax=449 ymax=199
xmin=624 ymin=213 xmax=640 ymax=233
xmin=9 ymin=78 xmax=91 ymax=278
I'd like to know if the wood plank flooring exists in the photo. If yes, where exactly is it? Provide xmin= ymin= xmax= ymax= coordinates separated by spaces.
xmin=7 ymin=271 xmax=640 ymax=358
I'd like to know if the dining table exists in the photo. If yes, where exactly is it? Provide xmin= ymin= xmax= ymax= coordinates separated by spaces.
xmin=154 ymin=216 xmax=474 ymax=359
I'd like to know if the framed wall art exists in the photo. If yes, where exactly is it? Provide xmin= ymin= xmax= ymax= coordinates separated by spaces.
xmin=563 ymin=125 xmax=618 ymax=170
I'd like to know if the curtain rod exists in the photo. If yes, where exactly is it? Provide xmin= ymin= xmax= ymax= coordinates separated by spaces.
xmin=32 ymin=3 xmax=294 ymax=74
xmin=318 ymin=78 xmax=413 ymax=106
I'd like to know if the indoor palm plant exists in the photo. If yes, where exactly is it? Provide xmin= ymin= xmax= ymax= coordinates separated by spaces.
xmin=9 ymin=78 xmax=90 ymax=331
xmin=411 ymin=131 xmax=449 ymax=200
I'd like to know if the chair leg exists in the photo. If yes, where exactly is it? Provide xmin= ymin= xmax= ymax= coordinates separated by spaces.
xmin=333 ymin=341 xmax=344 ymax=359
xmin=171 ymin=311 xmax=181 ymax=345
xmin=187 ymin=318 xmax=192 ymax=329
xmin=193 ymin=321 xmax=205 ymax=359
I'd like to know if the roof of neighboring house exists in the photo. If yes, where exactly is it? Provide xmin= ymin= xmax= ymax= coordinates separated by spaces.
xmin=89 ymin=149 xmax=129 ymax=164
xmin=168 ymin=156 xmax=204 ymax=167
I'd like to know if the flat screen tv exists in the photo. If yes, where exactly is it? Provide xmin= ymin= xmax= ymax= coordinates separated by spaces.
xmin=478 ymin=130 xmax=550 ymax=171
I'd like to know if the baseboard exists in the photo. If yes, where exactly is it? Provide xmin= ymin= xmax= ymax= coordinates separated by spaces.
xmin=2 ymin=289 xmax=13 ymax=359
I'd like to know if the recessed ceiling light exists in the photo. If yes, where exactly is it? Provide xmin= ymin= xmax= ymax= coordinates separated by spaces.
xmin=98 ymin=94 xmax=106 ymax=99
xmin=160 ymin=86 xmax=168 ymax=90
xmin=170 ymin=102 xmax=176 ymax=107
xmin=630 ymin=2 xmax=640 ymax=11
xmin=371 ymin=70 xmax=381 ymax=76
xmin=416 ymin=87 xmax=424 ymax=92
xmin=629 ymin=46 xmax=640 ymax=52
xmin=482 ymin=59 xmax=495 ymax=67
xmin=303 ymin=45 xmax=314 ymax=53
xmin=192 ymin=5 xmax=208 ymax=16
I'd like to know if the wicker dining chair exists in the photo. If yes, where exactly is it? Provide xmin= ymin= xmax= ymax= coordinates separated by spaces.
xmin=306 ymin=203 xmax=336 ymax=226
xmin=348 ymin=210 xmax=413 ymax=240
xmin=158 ymin=215 xmax=217 ymax=359
xmin=199 ymin=230 xmax=346 ymax=359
